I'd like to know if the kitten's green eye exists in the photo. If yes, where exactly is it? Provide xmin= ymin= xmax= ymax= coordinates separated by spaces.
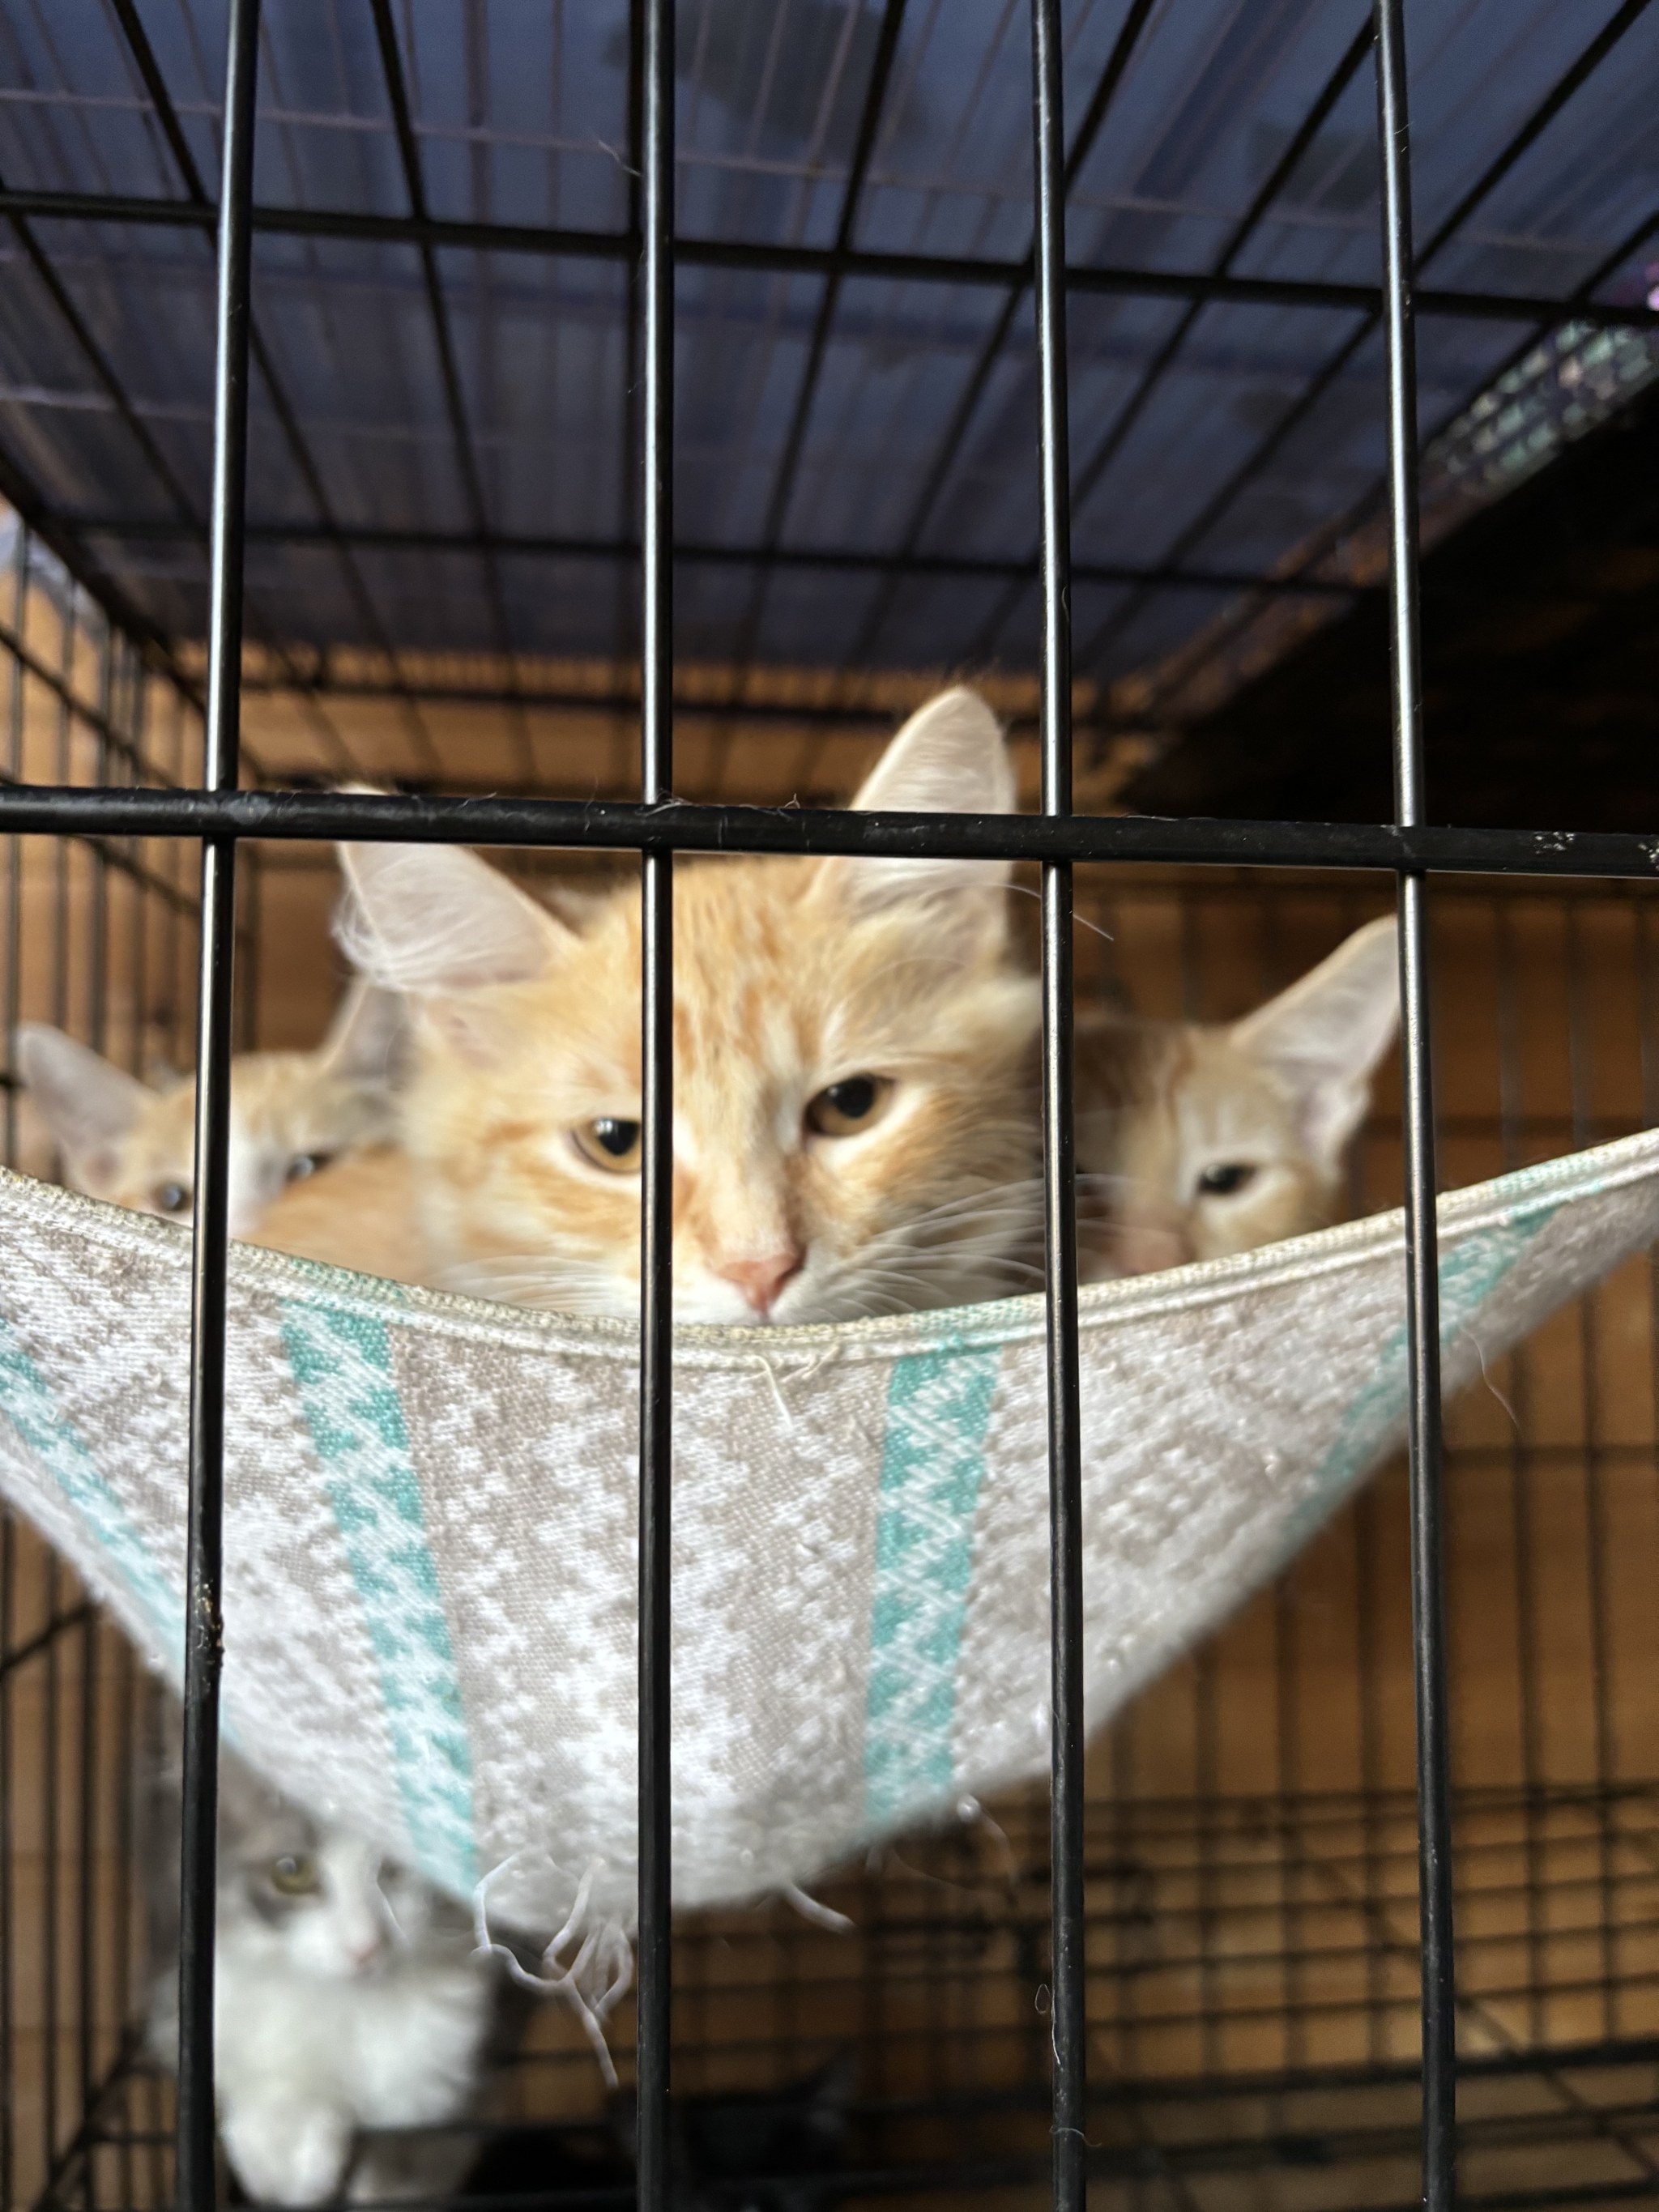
xmin=805 ymin=1076 xmax=895 ymax=1139
xmin=268 ymin=1854 xmax=319 ymax=1897
xmin=573 ymin=1118 xmax=642 ymax=1173
xmin=153 ymin=1181 xmax=192 ymax=1217
xmin=1197 ymin=1163 xmax=1256 ymax=1198
xmin=286 ymin=1151 xmax=333 ymax=1184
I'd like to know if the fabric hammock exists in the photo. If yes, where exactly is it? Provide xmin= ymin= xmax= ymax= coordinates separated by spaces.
xmin=1 ymin=1131 xmax=1657 ymax=1939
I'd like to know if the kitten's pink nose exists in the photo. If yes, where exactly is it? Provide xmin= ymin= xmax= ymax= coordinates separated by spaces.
xmin=716 ymin=1250 xmax=804 ymax=1315
xmin=349 ymin=1937 xmax=382 ymax=1972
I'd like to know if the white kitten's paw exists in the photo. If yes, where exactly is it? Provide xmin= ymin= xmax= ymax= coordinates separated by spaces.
xmin=221 ymin=2096 xmax=352 ymax=2206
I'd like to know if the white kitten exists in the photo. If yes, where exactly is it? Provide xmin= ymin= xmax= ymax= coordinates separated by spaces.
xmin=145 ymin=1725 xmax=495 ymax=2206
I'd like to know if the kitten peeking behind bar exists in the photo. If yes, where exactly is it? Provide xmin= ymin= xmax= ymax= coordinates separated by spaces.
xmin=1079 ymin=915 xmax=1406 ymax=1282
xmin=279 ymin=689 xmax=1045 ymax=1323
xmin=1076 ymin=918 xmax=1401 ymax=1278
xmin=142 ymin=1712 xmax=501 ymax=2207
xmin=15 ymin=977 xmax=405 ymax=1238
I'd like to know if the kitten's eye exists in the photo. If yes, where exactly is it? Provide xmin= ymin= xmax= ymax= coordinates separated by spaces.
xmin=805 ymin=1076 xmax=896 ymax=1138
xmin=285 ymin=1151 xmax=333 ymax=1184
xmin=1197 ymin=1162 xmax=1257 ymax=1198
xmin=268 ymin=1854 xmax=320 ymax=1897
xmin=573 ymin=1118 xmax=642 ymax=1173
xmin=153 ymin=1181 xmax=192 ymax=1217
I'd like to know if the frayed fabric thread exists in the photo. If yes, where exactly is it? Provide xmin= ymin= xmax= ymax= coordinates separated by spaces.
xmin=474 ymin=1854 xmax=633 ymax=2089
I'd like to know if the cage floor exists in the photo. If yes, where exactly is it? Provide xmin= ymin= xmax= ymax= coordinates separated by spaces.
xmin=37 ymin=1780 xmax=1659 ymax=2211
xmin=50 ymin=2043 xmax=1659 ymax=2210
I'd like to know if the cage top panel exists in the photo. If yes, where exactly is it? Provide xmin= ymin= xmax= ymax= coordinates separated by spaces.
xmin=0 ymin=0 xmax=1654 ymax=692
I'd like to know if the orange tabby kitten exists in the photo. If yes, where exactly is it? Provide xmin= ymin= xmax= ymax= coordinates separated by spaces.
xmin=1076 ymin=917 xmax=1399 ymax=1276
xmin=256 ymin=727 xmax=1397 ymax=1306
xmin=17 ymin=980 xmax=405 ymax=1238
xmin=307 ymin=688 xmax=1043 ymax=1324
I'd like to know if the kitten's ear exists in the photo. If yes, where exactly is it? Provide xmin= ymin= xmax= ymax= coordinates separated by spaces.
xmin=15 ymin=1025 xmax=157 ymax=1194
xmin=812 ymin=687 xmax=1015 ymax=923
xmin=1230 ymin=917 xmax=1400 ymax=1172
xmin=336 ymin=843 xmax=570 ymax=993
xmin=336 ymin=843 xmax=574 ymax=1066
xmin=315 ymin=976 xmax=409 ymax=1091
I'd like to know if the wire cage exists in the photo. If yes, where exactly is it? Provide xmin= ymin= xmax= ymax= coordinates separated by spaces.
xmin=1 ymin=3 xmax=1658 ymax=2209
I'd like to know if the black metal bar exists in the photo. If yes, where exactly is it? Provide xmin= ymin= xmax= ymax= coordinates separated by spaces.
xmin=2 ymin=525 xmax=22 ymax=1173
xmin=0 ymin=1515 xmax=12 ymax=2212
xmin=1419 ymin=0 xmax=1653 ymax=270
xmin=69 ymin=23 xmax=383 ymax=791
xmin=367 ymin=0 xmax=530 ymax=770
xmin=0 ymin=421 xmax=198 ymax=702
xmin=616 ymin=0 xmax=645 ymax=674
xmin=1373 ymin=4 xmax=1454 ymax=2202
xmin=1067 ymin=15 xmax=1378 ymax=535
xmin=1564 ymin=910 xmax=1621 ymax=2040
xmin=750 ymin=0 xmax=908 ymax=559
xmin=845 ymin=0 xmax=1163 ymax=671
xmin=1494 ymin=903 xmax=1547 ymax=2048
xmin=1030 ymin=5 xmax=1085 ymax=2206
xmin=75 ymin=1604 xmax=96 ymax=2123
xmin=636 ymin=0 xmax=674 ymax=2202
xmin=1122 ymin=200 xmax=1659 ymax=722
xmin=68 ymin=514 xmax=1364 ymax=597
xmin=714 ymin=0 xmax=910 ymax=710
xmin=6 ymin=190 xmax=1654 ymax=331
xmin=0 ymin=165 xmax=298 ymax=774
xmin=962 ymin=15 xmax=1380 ymax=671
xmin=0 ymin=181 xmax=201 ymax=529
xmin=176 ymin=3 xmax=259 ymax=2206
xmin=41 ymin=1554 xmax=61 ymax=2189
xmin=0 ymin=609 xmax=173 ymax=789
xmin=1080 ymin=0 xmax=1657 ymax=677
xmin=5 ymin=781 xmax=1659 ymax=879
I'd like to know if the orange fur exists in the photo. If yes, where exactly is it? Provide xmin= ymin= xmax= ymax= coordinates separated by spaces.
xmin=337 ymin=690 xmax=1043 ymax=1323
xmin=1075 ymin=917 xmax=1399 ymax=1276
xmin=250 ymin=1146 xmax=433 ymax=1282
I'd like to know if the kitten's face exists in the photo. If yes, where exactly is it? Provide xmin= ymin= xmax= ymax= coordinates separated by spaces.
xmin=1081 ymin=1024 xmax=1339 ymax=1272
xmin=216 ymin=1785 xmax=450 ymax=1983
xmin=404 ymin=862 xmax=1038 ymax=1324
xmin=342 ymin=689 xmax=1043 ymax=1325
xmin=16 ymin=985 xmax=403 ymax=1237
xmin=103 ymin=1055 xmax=393 ymax=1235
xmin=1077 ymin=918 xmax=1399 ymax=1277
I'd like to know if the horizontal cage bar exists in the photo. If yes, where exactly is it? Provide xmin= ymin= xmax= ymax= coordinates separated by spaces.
xmin=0 ymin=786 xmax=1652 ymax=879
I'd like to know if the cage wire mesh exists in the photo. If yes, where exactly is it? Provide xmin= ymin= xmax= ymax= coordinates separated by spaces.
xmin=0 ymin=0 xmax=1657 ymax=2207
xmin=11 ymin=843 xmax=1659 ymax=2208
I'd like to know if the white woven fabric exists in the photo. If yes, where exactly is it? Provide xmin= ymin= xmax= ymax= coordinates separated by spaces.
xmin=0 ymin=1132 xmax=1655 ymax=1933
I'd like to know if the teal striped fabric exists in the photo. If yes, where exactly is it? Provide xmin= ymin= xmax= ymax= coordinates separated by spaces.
xmin=279 ymin=1299 xmax=476 ymax=1893
xmin=864 ymin=1343 xmax=1003 ymax=1826
xmin=0 ymin=1312 xmax=179 ymax=1657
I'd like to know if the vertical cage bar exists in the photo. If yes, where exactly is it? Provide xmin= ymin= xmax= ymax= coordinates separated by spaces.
xmin=0 ymin=1518 xmax=11 ymax=2212
xmin=176 ymin=5 xmax=260 ymax=2207
xmin=3 ymin=522 xmax=24 ymax=1167
xmin=75 ymin=1602 xmax=96 ymax=2121
xmin=1029 ymin=2 xmax=1085 ymax=2205
xmin=1373 ymin=3 xmax=1454 ymax=2201
xmin=636 ymin=0 xmax=675 ymax=2205
xmin=41 ymin=1557 xmax=61 ymax=2180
